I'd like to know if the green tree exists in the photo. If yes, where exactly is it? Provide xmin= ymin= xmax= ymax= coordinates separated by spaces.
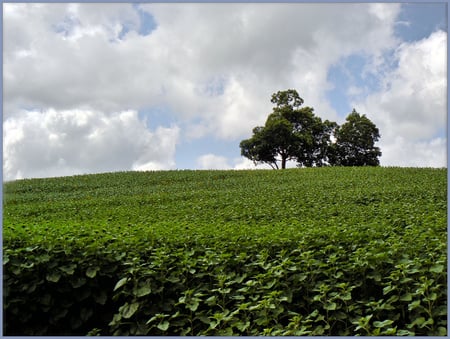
xmin=240 ymin=89 xmax=336 ymax=169
xmin=330 ymin=109 xmax=381 ymax=166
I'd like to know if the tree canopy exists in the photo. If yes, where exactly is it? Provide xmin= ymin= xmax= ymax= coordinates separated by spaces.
xmin=329 ymin=109 xmax=381 ymax=166
xmin=240 ymin=90 xmax=381 ymax=169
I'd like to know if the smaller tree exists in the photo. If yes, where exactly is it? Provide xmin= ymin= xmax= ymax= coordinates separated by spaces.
xmin=330 ymin=109 xmax=381 ymax=166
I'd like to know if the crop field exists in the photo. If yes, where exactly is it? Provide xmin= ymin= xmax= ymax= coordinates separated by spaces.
xmin=3 ymin=167 xmax=447 ymax=336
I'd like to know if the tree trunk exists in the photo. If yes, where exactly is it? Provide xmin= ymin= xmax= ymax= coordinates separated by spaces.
xmin=281 ymin=156 xmax=287 ymax=169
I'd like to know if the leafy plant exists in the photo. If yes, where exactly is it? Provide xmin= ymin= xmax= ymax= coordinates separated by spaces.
xmin=4 ymin=167 xmax=447 ymax=335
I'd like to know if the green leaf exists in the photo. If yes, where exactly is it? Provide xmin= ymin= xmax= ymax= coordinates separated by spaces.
xmin=187 ymin=300 xmax=199 ymax=312
xmin=373 ymin=319 xmax=393 ymax=328
xmin=430 ymin=264 xmax=444 ymax=273
xmin=71 ymin=276 xmax=87 ymax=288
xmin=383 ymin=284 xmax=396 ymax=295
xmin=157 ymin=320 xmax=169 ymax=331
xmin=408 ymin=300 xmax=421 ymax=311
xmin=121 ymin=302 xmax=139 ymax=319
xmin=407 ymin=317 xmax=425 ymax=329
xmin=255 ymin=316 xmax=267 ymax=326
xmin=59 ymin=264 xmax=76 ymax=275
xmin=400 ymin=293 xmax=412 ymax=301
xmin=209 ymin=320 xmax=218 ymax=329
xmin=339 ymin=292 xmax=352 ymax=301
xmin=197 ymin=315 xmax=210 ymax=325
xmin=312 ymin=324 xmax=325 ymax=335
xmin=205 ymin=295 xmax=217 ymax=306
xmin=109 ymin=313 xmax=122 ymax=327
xmin=114 ymin=277 xmax=128 ymax=291
xmin=218 ymin=327 xmax=233 ymax=336
xmin=166 ymin=275 xmax=181 ymax=283
xmin=425 ymin=292 xmax=437 ymax=301
xmin=86 ymin=267 xmax=98 ymax=278
xmin=134 ymin=285 xmax=151 ymax=298
xmin=324 ymin=301 xmax=337 ymax=310
xmin=231 ymin=294 xmax=245 ymax=301
xmin=368 ymin=272 xmax=382 ymax=282
xmin=370 ymin=328 xmax=381 ymax=336
xmin=46 ymin=271 xmax=61 ymax=283
xmin=235 ymin=320 xmax=250 ymax=332
xmin=20 ymin=262 xmax=34 ymax=269
xmin=146 ymin=314 xmax=161 ymax=325
xmin=332 ymin=311 xmax=348 ymax=320
xmin=436 ymin=326 xmax=447 ymax=336
xmin=397 ymin=329 xmax=415 ymax=336
xmin=180 ymin=326 xmax=192 ymax=335
xmin=94 ymin=291 xmax=108 ymax=305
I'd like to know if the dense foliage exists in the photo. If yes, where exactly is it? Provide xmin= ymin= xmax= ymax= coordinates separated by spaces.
xmin=240 ymin=89 xmax=380 ymax=169
xmin=3 ymin=167 xmax=447 ymax=335
xmin=329 ymin=109 xmax=381 ymax=166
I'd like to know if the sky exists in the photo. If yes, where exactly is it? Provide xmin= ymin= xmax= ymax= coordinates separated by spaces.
xmin=3 ymin=2 xmax=448 ymax=180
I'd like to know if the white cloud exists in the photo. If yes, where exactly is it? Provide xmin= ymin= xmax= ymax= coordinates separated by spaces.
xmin=353 ymin=30 xmax=447 ymax=167
xmin=3 ymin=3 xmax=157 ymax=114
xmin=3 ymin=109 xmax=179 ymax=180
xmin=197 ymin=154 xmax=231 ymax=170
xmin=196 ymin=155 xmax=297 ymax=171
xmin=232 ymin=157 xmax=258 ymax=170
xmin=381 ymin=137 xmax=446 ymax=168
xmin=154 ymin=2 xmax=402 ymax=140
xmin=232 ymin=157 xmax=282 ymax=170
xmin=4 ymin=3 xmax=401 ymax=124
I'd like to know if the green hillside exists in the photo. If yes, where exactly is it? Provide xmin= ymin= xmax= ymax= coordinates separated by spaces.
xmin=3 ymin=167 xmax=447 ymax=336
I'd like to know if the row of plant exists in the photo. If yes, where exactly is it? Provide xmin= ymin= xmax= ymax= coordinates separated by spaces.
xmin=4 ymin=225 xmax=446 ymax=335
xmin=3 ymin=167 xmax=447 ymax=335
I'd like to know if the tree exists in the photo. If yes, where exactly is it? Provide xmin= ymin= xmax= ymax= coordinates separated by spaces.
xmin=330 ymin=109 xmax=381 ymax=166
xmin=297 ymin=117 xmax=337 ymax=167
xmin=240 ymin=89 xmax=336 ymax=169
xmin=240 ymin=118 xmax=294 ymax=169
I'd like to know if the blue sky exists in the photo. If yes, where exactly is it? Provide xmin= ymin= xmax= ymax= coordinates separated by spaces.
xmin=3 ymin=3 xmax=447 ymax=180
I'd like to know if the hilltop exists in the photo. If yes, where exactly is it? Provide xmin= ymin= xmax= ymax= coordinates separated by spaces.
xmin=4 ymin=167 xmax=446 ymax=244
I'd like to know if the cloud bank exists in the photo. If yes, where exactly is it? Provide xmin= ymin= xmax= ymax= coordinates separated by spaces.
xmin=4 ymin=109 xmax=179 ymax=180
xmin=353 ymin=30 xmax=446 ymax=167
